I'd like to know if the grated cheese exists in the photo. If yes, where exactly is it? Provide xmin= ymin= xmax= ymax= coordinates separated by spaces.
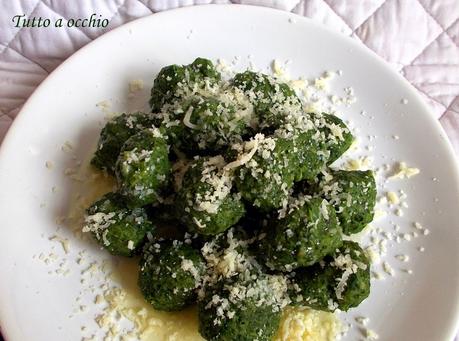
xmin=128 ymin=79 xmax=144 ymax=93
xmin=183 ymin=106 xmax=198 ymax=129
xmin=382 ymin=262 xmax=394 ymax=276
xmin=364 ymin=328 xmax=379 ymax=340
xmin=224 ymin=135 xmax=260 ymax=170
xmin=389 ymin=162 xmax=420 ymax=180
xmin=272 ymin=59 xmax=285 ymax=77
xmin=49 ymin=235 xmax=70 ymax=254
xmin=127 ymin=240 xmax=135 ymax=250
xmin=386 ymin=191 xmax=399 ymax=205
xmin=274 ymin=307 xmax=343 ymax=341
xmin=53 ymin=59 xmax=401 ymax=340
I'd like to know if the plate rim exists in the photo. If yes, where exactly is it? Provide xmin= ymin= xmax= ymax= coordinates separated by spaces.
xmin=0 ymin=4 xmax=458 ymax=340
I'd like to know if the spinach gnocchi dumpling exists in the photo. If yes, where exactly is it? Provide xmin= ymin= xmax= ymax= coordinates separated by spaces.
xmin=198 ymin=275 xmax=286 ymax=341
xmin=150 ymin=59 xmax=254 ymax=154
xmin=178 ymin=97 xmax=251 ymax=153
xmin=233 ymin=134 xmax=296 ymax=211
xmin=308 ymin=112 xmax=354 ymax=165
xmin=91 ymin=112 xmax=154 ymax=173
xmin=175 ymin=156 xmax=245 ymax=235
xmin=83 ymin=192 xmax=154 ymax=257
xmin=150 ymin=57 xmax=221 ymax=112
xmin=289 ymin=241 xmax=371 ymax=312
xmin=232 ymin=70 xmax=301 ymax=129
xmin=116 ymin=128 xmax=171 ymax=207
xmin=289 ymin=130 xmax=329 ymax=182
xmin=318 ymin=170 xmax=377 ymax=235
xmin=262 ymin=197 xmax=342 ymax=271
xmin=138 ymin=240 xmax=206 ymax=311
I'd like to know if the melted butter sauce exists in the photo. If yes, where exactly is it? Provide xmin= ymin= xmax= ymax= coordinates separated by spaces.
xmin=70 ymin=159 xmax=341 ymax=341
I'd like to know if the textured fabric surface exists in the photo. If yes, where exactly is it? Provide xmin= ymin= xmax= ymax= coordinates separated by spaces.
xmin=0 ymin=0 xmax=458 ymax=152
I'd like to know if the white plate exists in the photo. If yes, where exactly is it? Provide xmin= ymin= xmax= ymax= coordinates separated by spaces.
xmin=0 ymin=5 xmax=458 ymax=341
